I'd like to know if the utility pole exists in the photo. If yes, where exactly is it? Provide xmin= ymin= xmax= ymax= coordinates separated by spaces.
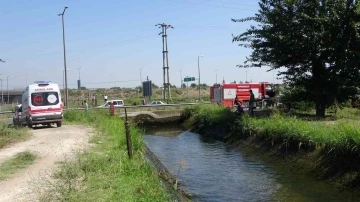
xmin=7 ymin=76 xmax=13 ymax=104
xmin=78 ymin=67 xmax=81 ymax=90
xmin=139 ymin=68 xmax=143 ymax=83
xmin=0 ymin=79 xmax=3 ymax=105
xmin=139 ymin=68 xmax=143 ymax=96
xmin=198 ymin=55 xmax=204 ymax=102
xmin=0 ymin=61 xmax=4 ymax=105
xmin=156 ymin=23 xmax=174 ymax=103
xmin=180 ymin=69 xmax=183 ymax=89
xmin=58 ymin=6 xmax=69 ymax=108
xmin=214 ymin=69 xmax=219 ymax=84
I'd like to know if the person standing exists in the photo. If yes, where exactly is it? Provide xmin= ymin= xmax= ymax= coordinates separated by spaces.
xmin=234 ymin=96 xmax=243 ymax=114
xmin=142 ymin=97 xmax=146 ymax=105
xmin=60 ymin=99 xmax=64 ymax=109
xmin=249 ymin=90 xmax=255 ymax=117
xmin=84 ymin=100 xmax=88 ymax=113
xmin=104 ymin=95 xmax=108 ymax=103
xmin=92 ymin=95 xmax=95 ymax=106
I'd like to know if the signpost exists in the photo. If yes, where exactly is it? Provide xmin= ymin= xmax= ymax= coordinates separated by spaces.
xmin=184 ymin=77 xmax=195 ymax=82
xmin=183 ymin=76 xmax=195 ymax=100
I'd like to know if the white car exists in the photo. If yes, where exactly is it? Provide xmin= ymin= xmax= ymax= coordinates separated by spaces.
xmin=97 ymin=100 xmax=124 ymax=108
xmin=150 ymin=101 xmax=165 ymax=105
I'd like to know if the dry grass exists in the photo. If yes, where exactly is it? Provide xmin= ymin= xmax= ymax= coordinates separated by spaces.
xmin=66 ymin=87 xmax=210 ymax=107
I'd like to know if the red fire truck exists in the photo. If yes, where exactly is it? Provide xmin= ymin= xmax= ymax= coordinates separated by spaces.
xmin=210 ymin=82 xmax=276 ymax=108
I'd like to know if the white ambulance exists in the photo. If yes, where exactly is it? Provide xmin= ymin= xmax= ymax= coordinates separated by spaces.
xmin=20 ymin=81 xmax=63 ymax=128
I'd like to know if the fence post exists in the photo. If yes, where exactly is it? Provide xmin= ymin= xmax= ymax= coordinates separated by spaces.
xmin=110 ymin=103 xmax=114 ymax=116
xmin=124 ymin=107 xmax=133 ymax=159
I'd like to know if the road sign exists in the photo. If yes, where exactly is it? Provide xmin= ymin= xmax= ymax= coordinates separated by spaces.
xmin=184 ymin=77 xmax=195 ymax=82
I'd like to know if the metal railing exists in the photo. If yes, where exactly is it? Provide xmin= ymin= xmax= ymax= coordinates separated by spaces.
xmin=0 ymin=102 xmax=211 ymax=115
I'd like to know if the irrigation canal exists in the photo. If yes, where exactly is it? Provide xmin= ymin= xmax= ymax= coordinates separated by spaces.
xmin=143 ymin=124 xmax=358 ymax=202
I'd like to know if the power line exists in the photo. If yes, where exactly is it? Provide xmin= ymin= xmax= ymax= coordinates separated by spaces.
xmin=156 ymin=23 xmax=174 ymax=103
xmin=3 ymin=27 xmax=157 ymax=62
xmin=12 ymin=32 xmax=157 ymax=79
xmin=203 ymin=0 xmax=259 ymax=7
xmin=61 ymin=79 xmax=142 ymax=87
xmin=176 ymin=25 xmax=244 ymax=31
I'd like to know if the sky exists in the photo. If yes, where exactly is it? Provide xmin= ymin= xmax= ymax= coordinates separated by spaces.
xmin=0 ymin=0 xmax=281 ymax=90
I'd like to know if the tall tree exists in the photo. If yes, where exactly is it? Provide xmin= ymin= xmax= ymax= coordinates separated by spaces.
xmin=232 ymin=0 xmax=360 ymax=116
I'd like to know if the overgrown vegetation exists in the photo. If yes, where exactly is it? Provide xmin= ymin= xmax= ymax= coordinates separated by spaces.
xmin=184 ymin=104 xmax=360 ymax=156
xmin=0 ymin=151 xmax=37 ymax=180
xmin=183 ymin=104 xmax=360 ymax=190
xmin=0 ymin=123 xmax=29 ymax=148
xmin=39 ymin=110 xmax=173 ymax=201
xmin=233 ymin=0 xmax=360 ymax=117
xmin=63 ymin=87 xmax=210 ymax=108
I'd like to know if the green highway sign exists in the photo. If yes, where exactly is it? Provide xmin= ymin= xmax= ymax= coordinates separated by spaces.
xmin=184 ymin=77 xmax=195 ymax=82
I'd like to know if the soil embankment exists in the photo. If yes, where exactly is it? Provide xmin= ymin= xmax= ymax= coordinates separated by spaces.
xmin=0 ymin=125 xmax=93 ymax=202
xmin=144 ymin=146 xmax=192 ymax=202
xmin=181 ymin=106 xmax=360 ymax=195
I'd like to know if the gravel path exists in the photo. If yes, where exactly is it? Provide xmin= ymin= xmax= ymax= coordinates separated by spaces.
xmin=0 ymin=125 xmax=93 ymax=202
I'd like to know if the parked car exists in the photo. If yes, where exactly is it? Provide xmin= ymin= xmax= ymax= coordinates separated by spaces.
xmin=13 ymin=104 xmax=22 ymax=126
xmin=97 ymin=100 xmax=124 ymax=108
xmin=150 ymin=101 xmax=165 ymax=105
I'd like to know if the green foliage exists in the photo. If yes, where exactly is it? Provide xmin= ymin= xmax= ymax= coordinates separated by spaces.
xmin=279 ymin=85 xmax=315 ymax=111
xmin=0 ymin=123 xmax=29 ymax=148
xmin=245 ymin=114 xmax=360 ymax=156
xmin=185 ymin=105 xmax=360 ymax=157
xmin=46 ymin=110 xmax=171 ymax=201
xmin=335 ymin=107 xmax=360 ymax=120
xmin=0 ymin=151 xmax=37 ymax=180
xmin=233 ymin=0 xmax=360 ymax=116
xmin=183 ymin=104 xmax=237 ymax=130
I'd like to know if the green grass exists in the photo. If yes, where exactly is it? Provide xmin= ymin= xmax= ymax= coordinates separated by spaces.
xmin=334 ymin=107 xmax=360 ymax=120
xmin=184 ymin=104 xmax=360 ymax=156
xmin=39 ymin=110 xmax=173 ymax=202
xmin=245 ymin=113 xmax=360 ymax=155
xmin=0 ymin=151 xmax=37 ymax=180
xmin=0 ymin=123 xmax=29 ymax=148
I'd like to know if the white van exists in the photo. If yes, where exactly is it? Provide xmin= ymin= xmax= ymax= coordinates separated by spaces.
xmin=20 ymin=81 xmax=63 ymax=128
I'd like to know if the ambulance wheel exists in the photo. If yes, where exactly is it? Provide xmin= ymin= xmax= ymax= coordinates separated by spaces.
xmin=56 ymin=121 xmax=62 ymax=128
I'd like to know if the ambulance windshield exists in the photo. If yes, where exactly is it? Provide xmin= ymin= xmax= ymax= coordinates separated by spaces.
xmin=31 ymin=92 xmax=59 ymax=106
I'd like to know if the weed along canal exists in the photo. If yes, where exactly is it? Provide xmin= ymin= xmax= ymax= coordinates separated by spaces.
xmin=143 ymin=124 xmax=358 ymax=202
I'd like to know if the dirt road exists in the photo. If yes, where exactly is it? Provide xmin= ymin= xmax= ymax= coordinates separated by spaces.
xmin=0 ymin=125 xmax=93 ymax=202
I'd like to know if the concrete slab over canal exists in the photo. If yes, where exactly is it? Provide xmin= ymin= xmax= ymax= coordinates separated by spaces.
xmin=119 ymin=110 xmax=184 ymax=123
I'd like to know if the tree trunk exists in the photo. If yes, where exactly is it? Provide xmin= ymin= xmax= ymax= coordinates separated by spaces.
xmin=315 ymin=93 xmax=326 ymax=117
xmin=312 ymin=59 xmax=327 ymax=117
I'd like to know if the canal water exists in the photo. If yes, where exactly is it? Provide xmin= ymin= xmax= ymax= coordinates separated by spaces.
xmin=143 ymin=124 xmax=358 ymax=202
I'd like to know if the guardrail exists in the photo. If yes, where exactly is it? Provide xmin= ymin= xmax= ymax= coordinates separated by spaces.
xmin=0 ymin=111 xmax=13 ymax=114
xmin=0 ymin=102 xmax=211 ymax=114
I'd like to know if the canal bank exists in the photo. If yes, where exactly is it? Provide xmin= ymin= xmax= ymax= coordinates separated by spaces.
xmin=178 ymin=104 xmax=360 ymax=195
xmin=39 ymin=110 xmax=190 ymax=202
xmin=143 ymin=124 xmax=360 ymax=201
